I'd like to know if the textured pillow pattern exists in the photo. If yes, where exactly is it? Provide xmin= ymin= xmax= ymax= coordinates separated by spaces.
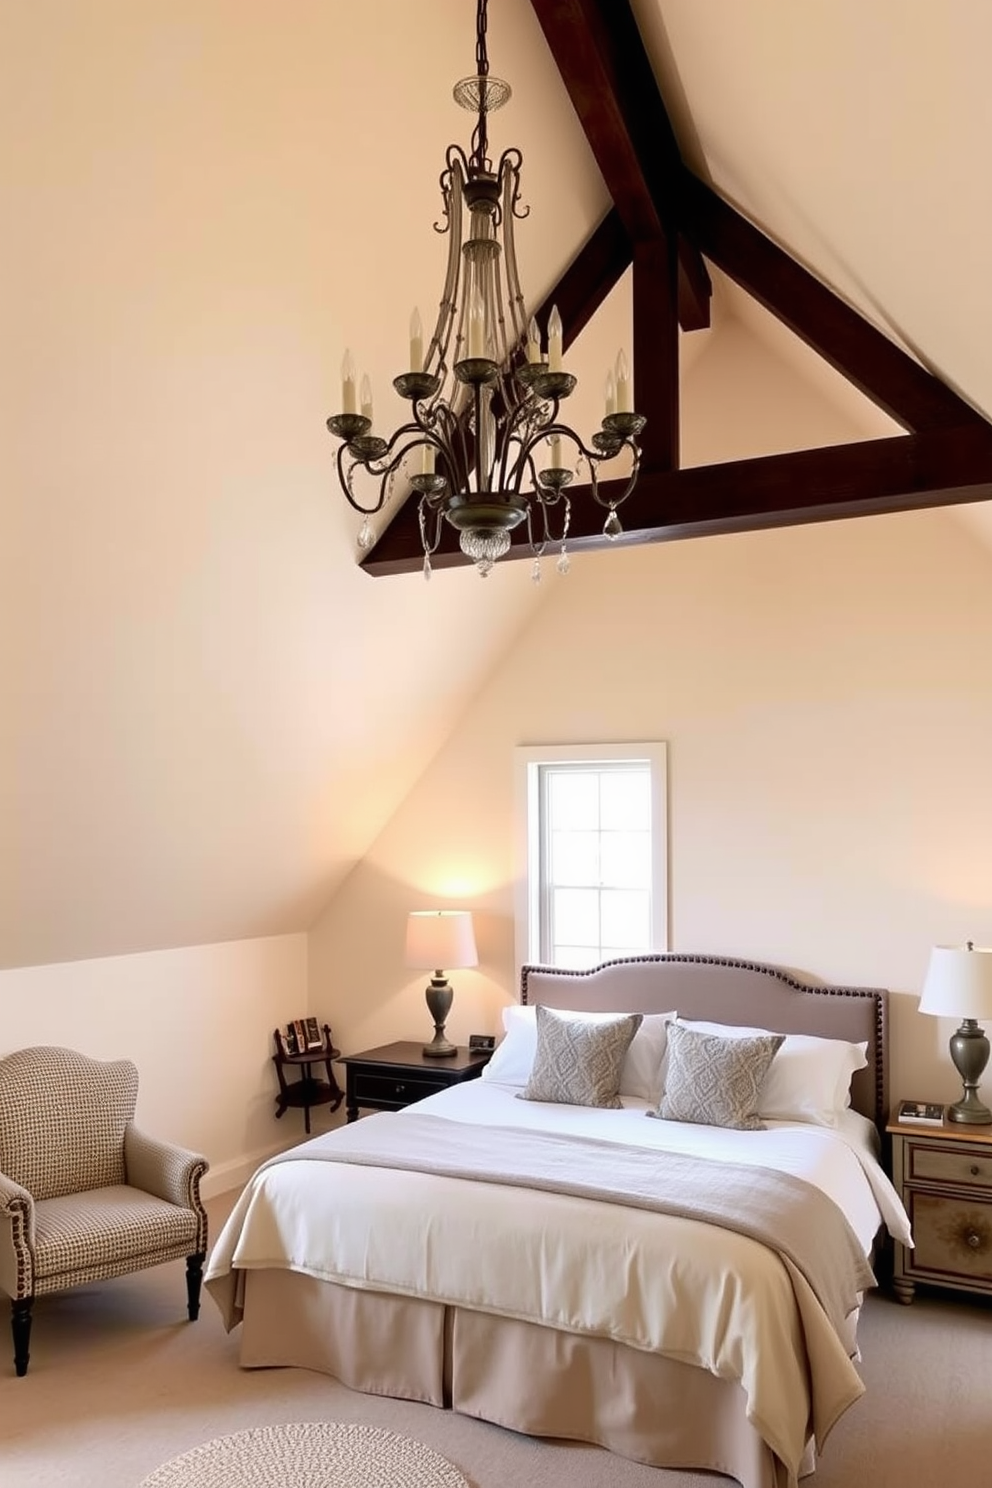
xmin=658 ymin=1022 xmax=784 ymax=1130
xmin=521 ymin=1006 xmax=643 ymax=1108
xmin=483 ymin=1004 xmax=673 ymax=1102
xmin=675 ymin=1019 xmax=868 ymax=1126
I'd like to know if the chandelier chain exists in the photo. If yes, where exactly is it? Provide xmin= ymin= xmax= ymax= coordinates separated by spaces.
xmin=476 ymin=0 xmax=489 ymax=78
xmin=471 ymin=0 xmax=490 ymax=171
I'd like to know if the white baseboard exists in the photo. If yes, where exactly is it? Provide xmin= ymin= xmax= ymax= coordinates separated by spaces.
xmin=200 ymin=1112 xmax=347 ymax=1199
xmin=200 ymin=1139 xmax=292 ymax=1200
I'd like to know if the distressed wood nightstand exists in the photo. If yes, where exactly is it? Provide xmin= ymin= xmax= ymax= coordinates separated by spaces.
xmin=339 ymin=1041 xmax=491 ymax=1123
xmin=887 ymin=1107 xmax=992 ymax=1303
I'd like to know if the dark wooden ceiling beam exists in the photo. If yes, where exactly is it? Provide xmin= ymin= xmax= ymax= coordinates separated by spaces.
xmin=528 ymin=0 xmax=711 ymax=332
xmin=680 ymin=171 xmax=983 ymax=434
xmin=528 ymin=207 xmax=632 ymax=351
xmin=633 ymin=235 xmax=679 ymax=471
xmin=360 ymin=425 xmax=992 ymax=574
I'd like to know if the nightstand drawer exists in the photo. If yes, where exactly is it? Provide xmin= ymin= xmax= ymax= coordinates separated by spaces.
xmin=352 ymin=1071 xmax=448 ymax=1107
xmin=908 ymin=1143 xmax=992 ymax=1191
xmin=341 ymin=1042 xmax=491 ymax=1122
xmin=906 ymin=1191 xmax=992 ymax=1287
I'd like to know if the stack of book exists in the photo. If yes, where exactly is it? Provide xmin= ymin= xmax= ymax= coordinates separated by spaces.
xmin=897 ymin=1099 xmax=945 ymax=1126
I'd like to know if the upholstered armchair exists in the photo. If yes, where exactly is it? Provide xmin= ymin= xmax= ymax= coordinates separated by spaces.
xmin=0 ymin=1045 xmax=209 ymax=1376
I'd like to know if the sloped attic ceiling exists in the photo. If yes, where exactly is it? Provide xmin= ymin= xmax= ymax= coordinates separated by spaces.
xmin=3 ymin=1 xmax=990 ymax=970
xmin=366 ymin=0 xmax=992 ymax=572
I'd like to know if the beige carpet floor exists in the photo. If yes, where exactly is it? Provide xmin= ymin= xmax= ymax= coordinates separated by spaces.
xmin=1 ymin=1189 xmax=988 ymax=1488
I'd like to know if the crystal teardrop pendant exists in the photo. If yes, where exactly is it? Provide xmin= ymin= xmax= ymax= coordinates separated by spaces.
xmin=358 ymin=517 xmax=374 ymax=549
xmin=531 ymin=558 xmax=542 ymax=584
xmin=603 ymin=507 xmax=623 ymax=540
xmin=556 ymin=545 xmax=571 ymax=575
xmin=422 ymin=553 xmax=432 ymax=581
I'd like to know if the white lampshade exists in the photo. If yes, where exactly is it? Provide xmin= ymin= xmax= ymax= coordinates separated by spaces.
xmin=919 ymin=944 xmax=992 ymax=1020
xmin=405 ymin=910 xmax=478 ymax=972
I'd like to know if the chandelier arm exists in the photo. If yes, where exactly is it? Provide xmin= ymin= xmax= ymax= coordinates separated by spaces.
xmin=498 ymin=156 xmax=529 ymax=354
xmin=337 ymin=445 xmax=389 ymax=517
xmin=496 ymin=424 xmax=527 ymax=494
xmin=430 ymin=393 xmax=472 ymax=495
xmin=498 ymin=148 xmax=529 ymax=222
xmin=587 ymin=439 xmax=644 ymax=509
xmin=340 ymin=415 xmax=453 ymax=518
xmin=429 ymin=154 xmax=466 ymax=377
xmin=520 ymin=418 xmax=602 ymax=471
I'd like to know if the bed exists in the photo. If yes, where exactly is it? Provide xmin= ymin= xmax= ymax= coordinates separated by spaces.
xmin=205 ymin=953 xmax=910 ymax=1488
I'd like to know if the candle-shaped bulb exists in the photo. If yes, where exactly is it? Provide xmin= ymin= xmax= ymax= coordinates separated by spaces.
xmin=421 ymin=442 xmax=436 ymax=476
xmin=341 ymin=349 xmax=357 ymax=414
xmin=604 ymin=370 xmax=616 ymax=417
xmin=615 ymin=349 xmax=632 ymax=412
xmin=527 ymin=315 xmax=541 ymax=365
xmin=548 ymin=304 xmax=563 ymax=373
xmin=468 ymin=292 xmax=486 ymax=359
xmin=549 ymin=433 xmax=562 ymax=468
xmin=360 ymin=373 xmax=373 ymax=425
xmin=410 ymin=308 xmax=424 ymax=373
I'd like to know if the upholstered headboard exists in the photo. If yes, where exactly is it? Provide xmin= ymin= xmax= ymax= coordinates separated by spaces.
xmin=521 ymin=953 xmax=888 ymax=1130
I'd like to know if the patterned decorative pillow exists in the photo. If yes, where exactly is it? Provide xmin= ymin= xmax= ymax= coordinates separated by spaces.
xmin=656 ymin=1021 xmax=784 ymax=1130
xmin=520 ymin=1005 xmax=643 ymax=1109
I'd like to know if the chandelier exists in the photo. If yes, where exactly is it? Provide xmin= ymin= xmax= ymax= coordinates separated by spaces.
xmin=326 ymin=0 xmax=646 ymax=578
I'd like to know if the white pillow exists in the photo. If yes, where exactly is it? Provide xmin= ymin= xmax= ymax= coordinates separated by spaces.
xmin=673 ymin=1018 xmax=868 ymax=1127
xmin=482 ymin=1004 xmax=675 ymax=1104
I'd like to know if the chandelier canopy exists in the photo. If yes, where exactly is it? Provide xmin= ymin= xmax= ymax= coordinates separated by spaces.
xmin=326 ymin=0 xmax=646 ymax=578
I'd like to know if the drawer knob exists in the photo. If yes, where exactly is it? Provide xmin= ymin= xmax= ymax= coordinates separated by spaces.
xmin=966 ymin=1231 xmax=981 ymax=1250
xmin=396 ymin=1083 xmax=406 ymax=1094
xmin=970 ymin=1164 xmax=980 ymax=1177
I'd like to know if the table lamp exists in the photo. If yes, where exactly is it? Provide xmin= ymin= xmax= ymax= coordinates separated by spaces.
xmin=918 ymin=941 xmax=992 ymax=1124
xmin=405 ymin=910 xmax=478 ymax=1057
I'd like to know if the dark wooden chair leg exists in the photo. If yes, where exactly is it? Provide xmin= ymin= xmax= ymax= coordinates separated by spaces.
xmin=185 ymin=1252 xmax=205 ymax=1321
xmin=12 ymin=1297 xmax=33 ymax=1377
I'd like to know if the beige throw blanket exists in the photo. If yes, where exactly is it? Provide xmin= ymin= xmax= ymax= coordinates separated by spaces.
xmin=264 ymin=1110 xmax=874 ymax=1342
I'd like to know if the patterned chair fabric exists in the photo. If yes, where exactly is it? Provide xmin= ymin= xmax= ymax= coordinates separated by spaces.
xmin=0 ymin=1046 xmax=209 ymax=1376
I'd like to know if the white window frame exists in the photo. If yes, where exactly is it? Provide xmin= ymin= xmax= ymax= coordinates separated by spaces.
xmin=513 ymin=742 xmax=669 ymax=975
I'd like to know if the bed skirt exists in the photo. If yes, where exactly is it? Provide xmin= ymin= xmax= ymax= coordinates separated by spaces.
xmin=239 ymin=1270 xmax=808 ymax=1488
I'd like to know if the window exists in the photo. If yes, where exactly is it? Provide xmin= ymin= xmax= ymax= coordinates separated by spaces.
xmin=515 ymin=743 xmax=668 ymax=972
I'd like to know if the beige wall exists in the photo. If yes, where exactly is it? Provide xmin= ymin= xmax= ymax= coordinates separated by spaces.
xmin=311 ymin=506 xmax=992 ymax=1109
xmin=0 ymin=933 xmax=314 ymax=1195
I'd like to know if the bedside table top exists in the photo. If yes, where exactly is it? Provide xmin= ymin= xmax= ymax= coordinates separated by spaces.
xmin=887 ymin=1107 xmax=992 ymax=1144
xmin=339 ymin=1040 xmax=491 ymax=1076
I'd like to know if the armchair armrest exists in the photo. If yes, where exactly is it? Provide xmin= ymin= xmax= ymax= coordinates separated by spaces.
xmin=0 ymin=1169 xmax=35 ymax=1300
xmin=124 ymin=1126 xmax=209 ymax=1211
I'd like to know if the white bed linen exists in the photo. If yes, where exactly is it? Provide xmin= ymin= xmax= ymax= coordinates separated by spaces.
xmin=414 ymin=1081 xmax=911 ymax=1251
xmin=206 ymin=1083 xmax=909 ymax=1482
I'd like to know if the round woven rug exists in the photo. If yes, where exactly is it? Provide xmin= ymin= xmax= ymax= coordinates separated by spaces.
xmin=137 ymin=1422 xmax=470 ymax=1488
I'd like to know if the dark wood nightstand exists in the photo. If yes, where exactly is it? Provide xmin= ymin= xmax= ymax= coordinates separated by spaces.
xmin=887 ymin=1106 xmax=992 ymax=1303
xmin=339 ymin=1041 xmax=491 ymax=1123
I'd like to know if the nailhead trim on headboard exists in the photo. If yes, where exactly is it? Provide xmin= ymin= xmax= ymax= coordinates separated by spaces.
xmin=520 ymin=953 xmax=888 ymax=1132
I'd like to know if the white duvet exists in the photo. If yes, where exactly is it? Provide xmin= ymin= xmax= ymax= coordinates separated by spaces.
xmin=206 ymin=1081 xmax=910 ymax=1483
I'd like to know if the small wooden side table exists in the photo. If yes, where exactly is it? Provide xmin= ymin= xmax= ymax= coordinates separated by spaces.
xmin=887 ymin=1105 xmax=992 ymax=1303
xmin=272 ymin=1024 xmax=344 ymax=1134
xmin=339 ymin=1040 xmax=491 ymax=1123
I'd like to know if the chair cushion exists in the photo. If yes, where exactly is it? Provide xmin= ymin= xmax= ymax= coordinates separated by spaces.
xmin=0 ymin=1047 xmax=138 ymax=1199
xmin=33 ymin=1185 xmax=198 ymax=1288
